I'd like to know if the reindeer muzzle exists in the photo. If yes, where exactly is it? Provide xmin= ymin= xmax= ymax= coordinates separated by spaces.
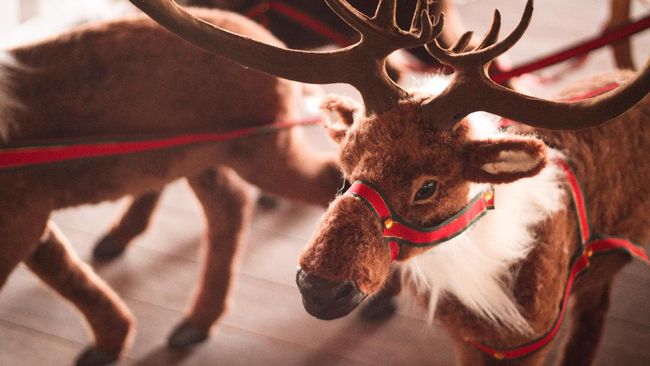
xmin=296 ymin=267 xmax=367 ymax=320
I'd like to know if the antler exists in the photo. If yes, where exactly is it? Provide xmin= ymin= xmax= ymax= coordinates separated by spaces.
xmin=129 ymin=0 xmax=441 ymax=114
xmin=423 ymin=0 xmax=650 ymax=130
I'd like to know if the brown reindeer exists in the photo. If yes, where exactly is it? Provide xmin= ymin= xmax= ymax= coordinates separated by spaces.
xmin=0 ymin=8 xmax=345 ymax=365
xmin=126 ymin=0 xmax=648 ymax=365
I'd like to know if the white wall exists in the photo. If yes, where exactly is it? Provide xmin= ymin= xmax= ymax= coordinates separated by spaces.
xmin=1 ymin=0 xmax=135 ymax=49
xmin=0 ymin=0 xmax=20 ymax=33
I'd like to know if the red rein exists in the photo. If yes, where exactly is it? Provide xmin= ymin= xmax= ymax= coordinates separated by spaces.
xmin=0 ymin=118 xmax=321 ymax=171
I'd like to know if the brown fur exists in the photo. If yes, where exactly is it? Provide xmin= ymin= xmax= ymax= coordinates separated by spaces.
xmin=0 ymin=8 xmax=343 ymax=364
xmin=299 ymin=70 xmax=649 ymax=365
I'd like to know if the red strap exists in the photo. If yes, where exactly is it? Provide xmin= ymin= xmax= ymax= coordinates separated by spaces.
xmin=0 ymin=118 xmax=321 ymax=171
xmin=383 ymin=191 xmax=494 ymax=245
xmin=556 ymin=159 xmax=590 ymax=243
xmin=471 ymin=253 xmax=591 ymax=360
xmin=348 ymin=182 xmax=392 ymax=219
xmin=588 ymin=237 xmax=650 ymax=266
xmin=347 ymin=181 xmax=494 ymax=261
xmin=470 ymin=160 xmax=649 ymax=360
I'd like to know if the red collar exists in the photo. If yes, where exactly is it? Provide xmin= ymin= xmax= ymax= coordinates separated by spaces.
xmin=346 ymin=181 xmax=494 ymax=261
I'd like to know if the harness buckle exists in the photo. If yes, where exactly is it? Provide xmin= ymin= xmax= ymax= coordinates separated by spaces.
xmin=384 ymin=218 xmax=394 ymax=229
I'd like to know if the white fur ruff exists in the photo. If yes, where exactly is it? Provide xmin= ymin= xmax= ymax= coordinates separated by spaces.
xmin=400 ymin=93 xmax=565 ymax=334
xmin=0 ymin=52 xmax=21 ymax=142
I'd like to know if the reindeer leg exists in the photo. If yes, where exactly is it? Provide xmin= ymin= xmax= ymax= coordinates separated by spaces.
xmin=168 ymin=167 xmax=252 ymax=348
xmin=359 ymin=265 xmax=401 ymax=322
xmin=93 ymin=190 xmax=162 ymax=261
xmin=558 ymin=282 xmax=613 ymax=366
xmin=25 ymin=221 xmax=134 ymax=366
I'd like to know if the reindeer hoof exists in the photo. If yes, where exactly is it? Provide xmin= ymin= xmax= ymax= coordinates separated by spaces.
xmin=75 ymin=346 xmax=118 ymax=366
xmin=168 ymin=321 xmax=208 ymax=349
xmin=358 ymin=296 xmax=397 ymax=322
xmin=257 ymin=194 xmax=279 ymax=210
xmin=92 ymin=235 xmax=127 ymax=261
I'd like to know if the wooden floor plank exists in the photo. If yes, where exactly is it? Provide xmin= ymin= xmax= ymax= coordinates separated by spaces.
xmin=0 ymin=319 xmax=83 ymax=366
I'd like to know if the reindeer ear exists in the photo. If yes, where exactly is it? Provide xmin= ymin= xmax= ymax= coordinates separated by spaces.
xmin=462 ymin=137 xmax=547 ymax=184
xmin=319 ymin=95 xmax=360 ymax=144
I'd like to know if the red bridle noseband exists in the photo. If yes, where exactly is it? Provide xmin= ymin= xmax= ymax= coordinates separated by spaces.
xmin=346 ymin=181 xmax=495 ymax=261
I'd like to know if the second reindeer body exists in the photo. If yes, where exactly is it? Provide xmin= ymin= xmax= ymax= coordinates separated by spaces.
xmin=0 ymin=8 xmax=341 ymax=365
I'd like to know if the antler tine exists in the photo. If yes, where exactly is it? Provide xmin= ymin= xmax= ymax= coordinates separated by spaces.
xmin=374 ymin=0 xmax=398 ymax=28
xmin=326 ymin=0 xmax=439 ymax=50
xmin=469 ymin=0 xmax=532 ymax=63
xmin=323 ymin=0 xmax=375 ymax=37
xmin=474 ymin=10 xmax=501 ymax=50
xmin=450 ymin=31 xmax=473 ymax=53
xmin=425 ymin=0 xmax=531 ymax=66
xmin=423 ymin=14 xmax=457 ymax=65
xmin=417 ymin=9 xmax=443 ymax=46
xmin=410 ymin=0 xmax=439 ymax=32
xmin=410 ymin=0 xmax=425 ymax=31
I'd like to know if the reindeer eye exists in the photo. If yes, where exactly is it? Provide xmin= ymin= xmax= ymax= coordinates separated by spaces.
xmin=414 ymin=181 xmax=438 ymax=202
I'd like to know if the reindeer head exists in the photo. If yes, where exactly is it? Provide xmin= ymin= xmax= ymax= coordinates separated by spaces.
xmin=130 ymin=0 xmax=649 ymax=320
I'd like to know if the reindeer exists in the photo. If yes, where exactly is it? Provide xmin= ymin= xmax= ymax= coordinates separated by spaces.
xmin=127 ymin=0 xmax=649 ymax=365
xmin=0 ymin=7 xmax=347 ymax=365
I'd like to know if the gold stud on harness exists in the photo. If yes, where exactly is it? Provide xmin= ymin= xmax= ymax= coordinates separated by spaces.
xmin=384 ymin=218 xmax=394 ymax=229
xmin=483 ymin=190 xmax=494 ymax=202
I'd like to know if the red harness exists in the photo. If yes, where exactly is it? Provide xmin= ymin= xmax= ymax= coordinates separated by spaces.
xmin=345 ymin=161 xmax=649 ymax=360
xmin=347 ymin=182 xmax=494 ymax=261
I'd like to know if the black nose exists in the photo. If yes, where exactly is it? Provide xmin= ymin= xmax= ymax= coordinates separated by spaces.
xmin=296 ymin=267 xmax=367 ymax=320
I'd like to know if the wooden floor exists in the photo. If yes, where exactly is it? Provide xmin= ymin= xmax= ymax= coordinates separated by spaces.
xmin=1 ymin=1 xmax=649 ymax=365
